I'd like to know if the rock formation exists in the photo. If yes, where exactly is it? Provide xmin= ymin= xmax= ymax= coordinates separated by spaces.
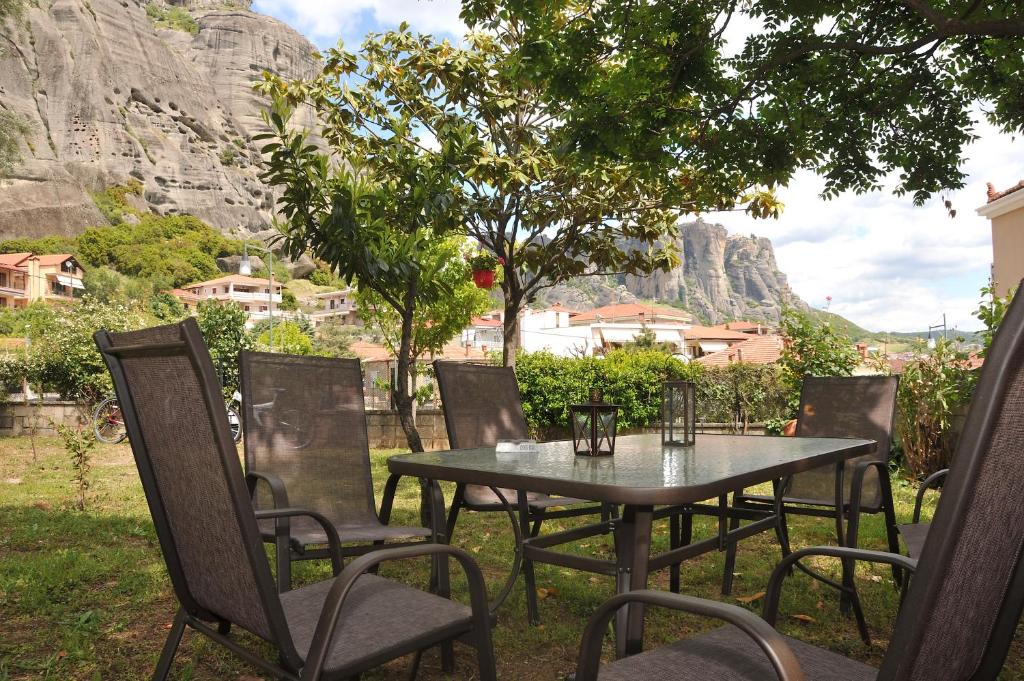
xmin=537 ymin=220 xmax=807 ymax=324
xmin=0 ymin=0 xmax=320 ymax=238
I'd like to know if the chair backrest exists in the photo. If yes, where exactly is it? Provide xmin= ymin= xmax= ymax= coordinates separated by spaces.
xmin=789 ymin=375 xmax=899 ymax=510
xmin=433 ymin=360 xmax=530 ymax=449
xmin=880 ymin=286 xmax=1024 ymax=681
xmin=94 ymin=319 xmax=300 ymax=667
xmin=240 ymin=352 xmax=378 ymax=528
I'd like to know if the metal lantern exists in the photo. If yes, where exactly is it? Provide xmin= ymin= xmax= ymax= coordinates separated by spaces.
xmin=661 ymin=380 xmax=696 ymax=446
xmin=570 ymin=393 xmax=619 ymax=457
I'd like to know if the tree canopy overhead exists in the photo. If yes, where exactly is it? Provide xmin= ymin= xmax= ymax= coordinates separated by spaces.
xmin=462 ymin=1 xmax=1024 ymax=205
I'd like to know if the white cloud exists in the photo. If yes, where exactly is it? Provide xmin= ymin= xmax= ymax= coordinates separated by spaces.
xmin=253 ymin=0 xmax=466 ymax=46
xmin=707 ymin=118 xmax=1024 ymax=333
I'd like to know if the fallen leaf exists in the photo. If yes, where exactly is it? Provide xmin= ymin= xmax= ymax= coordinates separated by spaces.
xmin=536 ymin=587 xmax=558 ymax=600
xmin=56 ymin=650 xmax=67 ymax=660
xmin=735 ymin=591 xmax=765 ymax=604
xmin=791 ymin=614 xmax=816 ymax=623
xmin=815 ymin=601 xmax=825 ymax=610
xmin=869 ymin=575 xmax=883 ymax=583
xmin=471 ymin=546 xmax=482 ymax=553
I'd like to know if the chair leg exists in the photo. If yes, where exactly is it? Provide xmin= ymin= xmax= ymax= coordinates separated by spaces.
xmin=879 ymin=474 xmax=904 ymax=585
xmin=276 ymin=536 xmax=292 ymax=593
xmin=152 ymin=609 xmax=186 ymax=681
xmin=530 ymin=508 xmax=545 ymax=538
xmin=669 ymin=513 xmax=680 ymax=594
xmin=406 ymin=650 xmax=423 ymax=681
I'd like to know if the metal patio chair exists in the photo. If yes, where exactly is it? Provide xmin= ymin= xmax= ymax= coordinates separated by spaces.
xmin=240 ymin=351 xmax=430 ymax=592
xmin=95 ymin=319 xmax=496 ymax=681
xmin=896 ymin=467 xmax=948 ymax=559
xmin=574 ymin=283 xmax=1024 ymax=681
xmin=433 ymin=360 xmax=607 ymax=541
xmin=707 ymin=376 xmax=901 ymax=595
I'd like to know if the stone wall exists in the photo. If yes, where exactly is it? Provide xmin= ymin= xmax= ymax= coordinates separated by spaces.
xmin=0 ymin=401 xmax=90 ymax=437
xmin=366 ymin=409 xmax=450 ymax=451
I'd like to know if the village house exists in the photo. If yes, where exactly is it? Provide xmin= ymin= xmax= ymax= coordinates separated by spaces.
xmin=309 ymin=289 xmax=360 ymax=328
xmin=0 ymin=252 xmax=85 ymax=309
xmin=978 ymin=179 xmax=1024 ymax=297
xmin=172 ymin=274 xmax=283 ymax=326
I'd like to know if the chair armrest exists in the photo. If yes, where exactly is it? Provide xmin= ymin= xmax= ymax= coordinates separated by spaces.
xmin=572 ymin=590 xmax=804 ymax=681
xmin=764 ymin=546 xmax=917 ymax=626
xmin=253 ymin=507 xmax=343 ymax=575
xmin=298 ymin=543 xmax=493 ymax=681
xmin=913 ymin=469 xmax=949 ymax=524
xmin=245 ymin=470 xmax=291 ymax=509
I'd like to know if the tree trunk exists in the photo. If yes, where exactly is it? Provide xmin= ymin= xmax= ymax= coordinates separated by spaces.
xmin=393 ymin=288 xmax=424 ymax=453
xmin=502 ymin=295 xmax=522 ymax=368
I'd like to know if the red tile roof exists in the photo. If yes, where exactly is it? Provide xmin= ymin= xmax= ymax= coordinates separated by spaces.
xmin=696 ymin=335 xmax=784 ymax=367
xmin=713 ymin=321 xmax=764 ymax=333
xmin=470 ymin=316 xmax=503 ymax=328
xmin=0 ymin=253 xmax=32 ymax=270
xmin=684 ymin=325 xmax=751 ymax=341
xmin=33 ymin=254 xmax=77 ymax=267
xmin=987 ymin=180 xmax=1024 ymax=203
xmin=572 ymin=303 xmax=690 ymax=323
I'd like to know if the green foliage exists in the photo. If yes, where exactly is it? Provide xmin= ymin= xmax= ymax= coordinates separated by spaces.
xmin=895 ymin=339 xmax=977 ymax=479
xmin=975 ymin=282 xmax=1016 ymax=358
xmin=0 ymin=235 xmax=77 ymax=255
xmin=778 ymin=307 xmax=859 ymax=407
xmin=355 ymin=237 xmax=492 ymax=362
xmin=629 ymin=325 xmax=677 ymax=354
xmin=196 ymin=300 xmax=253 ymax=395
xmin=311 ymin=319 xmax=360 ymax=358
xmin=90 ymin=181 xmax=144 ymax=226
xmin=257 ymin=320 xmax=312 ymax=355
xmin=144 ymin=2 xmax=198 ymax=35
xmin=515 ymin=350 xmax=699 ymax=432
xmin=55 ymin=421 xmax=95 ymax=511
xmin=255 ymin=26 xmax=681 ymax=366
xmin=308 ymin=267 xmax=334 ymax=286
xmin=77 ymin=214 xmax=243 ymax=288
xmin=695 ymin=364 xmax=793 ymax=431
xmin=278 ymin=288 xmax=299 ymax=311
xmin=26 ymin=297 xmax=149 ymax=400
xmin=463 ymin=2 xmax=1024 ymax=206
xmin=219 ymin=147 xmax=238 ymax=167
xmin=148 ymin=291 xmax=186 ymax=322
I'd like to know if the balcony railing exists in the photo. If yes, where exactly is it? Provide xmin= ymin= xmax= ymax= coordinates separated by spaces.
xmin=226 ymin=290 xmax=283 ymax=303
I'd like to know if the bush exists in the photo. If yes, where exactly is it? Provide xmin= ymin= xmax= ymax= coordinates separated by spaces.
xmin=308 ymin=267 xmax=334 ymax=286
xmin=145 ymin=2 xmax=198 ymax=34
xmin=515 ymin=351 xmax=795 ymax=435
xmin=895 ymin=339 xmax=977 ymax=479
xmin=196 ymin=300 xmax=253 ymax=395
xmin=257 ymin=321 xmax=313 ymax=355
xmin=90 ymin=181 xmax=144 ymax=225
xmin=777 ymin=307 xmax=859 ymax=412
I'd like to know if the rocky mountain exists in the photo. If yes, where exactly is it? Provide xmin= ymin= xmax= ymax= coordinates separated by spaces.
xmin=0 ymin=0 xmax=320 ymax=239
xmin=538 ymin=220 xmax=808 ymax=324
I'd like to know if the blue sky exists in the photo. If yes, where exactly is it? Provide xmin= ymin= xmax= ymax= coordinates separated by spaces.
xmin=253 ymin=0 xmax=1024 ymax=332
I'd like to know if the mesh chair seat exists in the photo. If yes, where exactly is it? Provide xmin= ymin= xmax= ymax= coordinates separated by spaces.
xmin=597 ymin=626 xmax=876 ymax=681
xmin=281 ymin=574 xmax=474 ymax=676
xmin=897 ymin=522 xmax=930 ymax=559
xmin=258 ymin=517 xmax=432 ymax=551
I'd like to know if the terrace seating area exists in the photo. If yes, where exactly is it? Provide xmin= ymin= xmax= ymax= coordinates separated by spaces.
xmin=61 ymin=284 xmax=1024 ymax=680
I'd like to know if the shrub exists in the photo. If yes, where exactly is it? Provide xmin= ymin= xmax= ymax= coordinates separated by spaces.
xmin=308 ymin=267 xmax=334 ymax=286
xmin=257 ymin=320 xmax=313 ymax=355
xmin=895 ymin=338 xmax=976 ymax=479
xmin=695 ymin=363 xmax=793 ymax=432
xmin=56 ymin=421 xmax=95 ymax=511
xmin=777 ymin=307 xmax=859 ymax=411
xmin=196 ymin=300 xmax=253 ymax=395
xmin=145 ymin=2 xmax=198 ymax=34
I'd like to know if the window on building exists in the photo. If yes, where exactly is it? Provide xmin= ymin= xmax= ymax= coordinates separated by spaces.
xmin=330 ymin=300 xmax=336 ymax=309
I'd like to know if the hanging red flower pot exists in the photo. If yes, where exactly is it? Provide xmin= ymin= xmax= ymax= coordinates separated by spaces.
xmin=472 ymin=269 xmax=495 ymax=289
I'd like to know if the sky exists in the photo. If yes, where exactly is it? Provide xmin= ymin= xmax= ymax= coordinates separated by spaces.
xmin=252 ymin=0 xmax=1024 ymax=333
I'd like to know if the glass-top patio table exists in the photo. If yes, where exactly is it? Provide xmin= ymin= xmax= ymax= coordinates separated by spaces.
xmin=388 ymin=432 xmax=875 ymax=657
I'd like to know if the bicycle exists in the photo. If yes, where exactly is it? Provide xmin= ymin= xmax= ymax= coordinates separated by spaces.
xmin=93 ymin=392 xmax=243 ymax=444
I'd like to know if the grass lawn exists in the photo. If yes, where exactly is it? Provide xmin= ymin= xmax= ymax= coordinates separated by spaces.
xmin=1 ymin=436 xmax=1022 ymax=680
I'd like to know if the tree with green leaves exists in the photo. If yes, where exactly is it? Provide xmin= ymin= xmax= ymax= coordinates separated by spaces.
xmin=777 ymin=308 xmax=860 ymax=406
xmin=462 ymin=1 xmax=1024 ymax=206
xmin=257 ymin=26 xmax=701 ymax=368
xmin=257 ymin=320 xmax=313 ymax=356
xmin=255 ymin=88 xmax=467 ymax=452
xmin=355 ymin=236 xmax=492 ymax=422
xmin=196 ymin=300 xmax=253 ymax=396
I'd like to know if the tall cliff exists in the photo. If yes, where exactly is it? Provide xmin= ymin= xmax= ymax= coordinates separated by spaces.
xmin=0 ymin=0 xmax=320 ymax=238
xmin=624 ymin=220 xmax=808 ymax=324
xmin=538 ymin=220 xmax=807 ymax=324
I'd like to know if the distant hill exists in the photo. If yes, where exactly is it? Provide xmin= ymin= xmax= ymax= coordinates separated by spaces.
xmin=810 ymin=309 xmax=983 ymax=346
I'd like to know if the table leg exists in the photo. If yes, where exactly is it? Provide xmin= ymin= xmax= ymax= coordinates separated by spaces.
xmin=613 ymin=504 xmax=654 ymax=658
xmin=429 ymin=479 xmax=455 ymax=672
xmin=518 ymin=490 xmax=540 ymax=625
